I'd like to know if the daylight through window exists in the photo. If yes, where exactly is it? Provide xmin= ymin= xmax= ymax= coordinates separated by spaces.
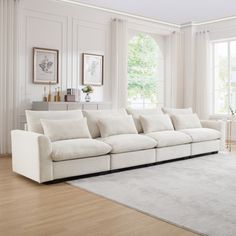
xmin=127 ymin=33 xmax=164 ymax=108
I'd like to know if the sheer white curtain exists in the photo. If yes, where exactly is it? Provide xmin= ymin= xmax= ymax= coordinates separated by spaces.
xmin=166 ymin=31 xmax=183 ymax=108
xmin=172 ymin=31 xmax=183 ymax=108
xmin=195 ymin=31 xmax=210 ymax=119
xmin=0 ymin=0 xmax=19 ymax=155
xmin=111 ymin=19 xmax=128 ymax=109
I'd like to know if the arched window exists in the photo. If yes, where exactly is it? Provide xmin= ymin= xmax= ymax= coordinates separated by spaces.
xmin=127 ymin=33 xmax=164 ymax=108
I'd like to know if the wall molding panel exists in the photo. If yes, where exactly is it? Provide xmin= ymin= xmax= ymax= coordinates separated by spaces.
xmin=19 ymin=9 xmax=68 ymax=126
xmin=18 ymin=2 xmax=116 ymax=128
xmin=15 ymin=0 xmax=179 ymax=131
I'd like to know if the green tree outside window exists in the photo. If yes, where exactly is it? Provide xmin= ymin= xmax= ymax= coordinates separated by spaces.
xmin=128 ymin=33 xmax=162 ymax=108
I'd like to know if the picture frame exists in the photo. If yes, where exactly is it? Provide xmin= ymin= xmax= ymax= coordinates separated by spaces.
xmin=33 ymin=47 xmax=59 ymax=84
xmin=82 ymin=53 xmax=104 ymax=86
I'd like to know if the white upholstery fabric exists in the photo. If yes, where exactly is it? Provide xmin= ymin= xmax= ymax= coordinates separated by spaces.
xmin=140 ymin=114 xmax=174 ymax=133
xmin=53 ymin=155 xmax=110 ymax=179
xmin=98 ymin=115 xmax=137 ymax=138
xmin=126 ymin=108 xmax=163 ymax=133
xmin=181 ymin=128 xmax=221 ymax=142
xmin=156 ymin=144 xmax=191 ymax=162
xmin=201 ymin=120 xmax=226 ymax=151
xmin=26 ymin=110 xmax=83 ymax=134
xmin=41 ymin=118 xmax=91 ymax=141
xmin=162 ymin=107 xmax=193 ymax=115
xmin=191 ymin=140 xmax=220 ymax=155
xmin=101 ymin=134 xmax=157 ymax=154
xmin=171 ymin=114 xmax=202 ymax=130
xmin=83 ymin=109 xmax=128 ymax=138
xmin=146 ymin=131 xmax=192 ymax=147
xmin=51 ymin=139 xmax=112 ymax=161
xmin=110 ymin=149 xmax=156 ymax=170
xmin=11 ymin=130 xmax=53 ymax=183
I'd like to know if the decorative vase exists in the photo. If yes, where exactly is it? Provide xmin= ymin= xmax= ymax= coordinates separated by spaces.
xmin=85 ymin=93 xmax=91 ymax=102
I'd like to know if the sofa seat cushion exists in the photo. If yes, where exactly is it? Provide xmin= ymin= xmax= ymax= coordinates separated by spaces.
xmin=180 ymin=128 xmax=221 ymax=142
xmin=51 ymin=139 xmax=112 ymax=161
xmin=145 ymin=131 xmax=192 ymax=147
xmin=100 ymin=134 xmax=157 ymax=154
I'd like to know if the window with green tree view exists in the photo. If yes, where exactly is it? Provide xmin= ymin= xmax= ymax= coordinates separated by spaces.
xmin=212 ymin=40 xmax=236 ymax=114
xmin=127 ymin=33 xmax=164 ymax=108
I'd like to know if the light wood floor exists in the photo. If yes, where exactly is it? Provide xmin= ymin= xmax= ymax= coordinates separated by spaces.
xmin=0 ymin=156 xmax=199 ymax=236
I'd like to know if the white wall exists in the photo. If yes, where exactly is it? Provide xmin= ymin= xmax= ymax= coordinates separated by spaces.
xmin=17 ymin=0 xmax=179 ymax=128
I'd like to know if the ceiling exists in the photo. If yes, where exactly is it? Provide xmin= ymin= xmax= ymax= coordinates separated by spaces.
xmin=72 ymin=0 xmax=236 ymax=25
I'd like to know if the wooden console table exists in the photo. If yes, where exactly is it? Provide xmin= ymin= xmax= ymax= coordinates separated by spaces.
xmin=32 ymin=101 xmax=112 ymax=111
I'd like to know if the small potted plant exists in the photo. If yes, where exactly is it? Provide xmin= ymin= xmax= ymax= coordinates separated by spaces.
xmin=82 ymin=85 xmax=93 ymax=102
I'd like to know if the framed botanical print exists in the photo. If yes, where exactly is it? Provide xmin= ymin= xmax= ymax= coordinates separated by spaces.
xmin=82 ymin=53 xmax=104 ymax=86
xmin=33 ymin=47 xmax=59 ymax=84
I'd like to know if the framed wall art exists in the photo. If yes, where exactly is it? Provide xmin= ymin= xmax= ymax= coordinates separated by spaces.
xmin=33 ymin=47 xmax=59 ymax=84
xmin=82 ymin=53 xmax=104 ymax=86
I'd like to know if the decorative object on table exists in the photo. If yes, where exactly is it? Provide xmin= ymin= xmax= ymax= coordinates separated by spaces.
xmin=43 ymin=86 xmax=47 ymax=102
xmin=47 ymin=82 xmax=52 ymax=102
xmin=67 ymin=88 xmax=73 ymax=95
xmin=54 ymin=88 xmax=57 ymax=102
xmin=56 ymin=87 xmax=61 ymax=102
xmin=33 ymin=47 xmax=59 ymax=84
xmin=64 ymin=88 xmax=75 ymax=102
xmin=66 ymin=88 xmax=80 ymax=102
xmin=64 ymin=94 xmax=75 ymax=102
xmin=82 ymin=53 xmax=104 ymax=86
xmin=82 ymin=85 xmax=93 ymax=102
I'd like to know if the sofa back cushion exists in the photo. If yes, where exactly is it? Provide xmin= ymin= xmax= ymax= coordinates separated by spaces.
xmin=140 ymin=114 xmax=174 ymax=133
xmin=171 ymin=114 xmax=202 ymax=130
xmin=98 ymin=115 xmax=138 ymax=138
xmin=83 ymin=109 xmax=128 ymax=138
xmin=41 ymin=118 xmax=91 ymax=142
xmin=26 ymin=110 xmax=83 ymax=134
xmin=126 ymin=108 xmax=163 ymax=133
xmin=162 ymin=107 xmax=193 ymax=115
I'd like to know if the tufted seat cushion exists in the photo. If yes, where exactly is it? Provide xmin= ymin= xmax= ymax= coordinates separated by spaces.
xmin=51 ymin=139 xmax=112 ymax=161
xmin=100 ymin=134 xmax=157 ymax=154
xmin=145 ymin=131 xmax=192 ymax=147
xmin=180 ymin=128 xmax=221 ymax=142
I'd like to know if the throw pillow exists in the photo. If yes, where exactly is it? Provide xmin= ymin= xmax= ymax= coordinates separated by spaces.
xmin=40 ymin=118 xmax=91 ymax=142
xmin=83 ymin=109 xmax=128 ymax=138
xmin=25 ymin=110 xmax=83 ymax=134
xmin=97 ymin=115 xmax=138 ymax=138
xmin=171 ymin=113 xmax=202 ymax=130
xmin=140 ymin=114 xmax=174 ymax=133
xmin=126 ymin=108 xmax=163 ymax=133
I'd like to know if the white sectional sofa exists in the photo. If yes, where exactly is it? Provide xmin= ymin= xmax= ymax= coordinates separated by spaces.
xmin=11 ymin=108 xmax=225 ymax=183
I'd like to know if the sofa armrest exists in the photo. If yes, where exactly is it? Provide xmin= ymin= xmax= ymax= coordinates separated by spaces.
xmin=200 ymin=120 xmax=226 ymax=151
xmin=11 ymin=130 xmax=53 ymax=183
